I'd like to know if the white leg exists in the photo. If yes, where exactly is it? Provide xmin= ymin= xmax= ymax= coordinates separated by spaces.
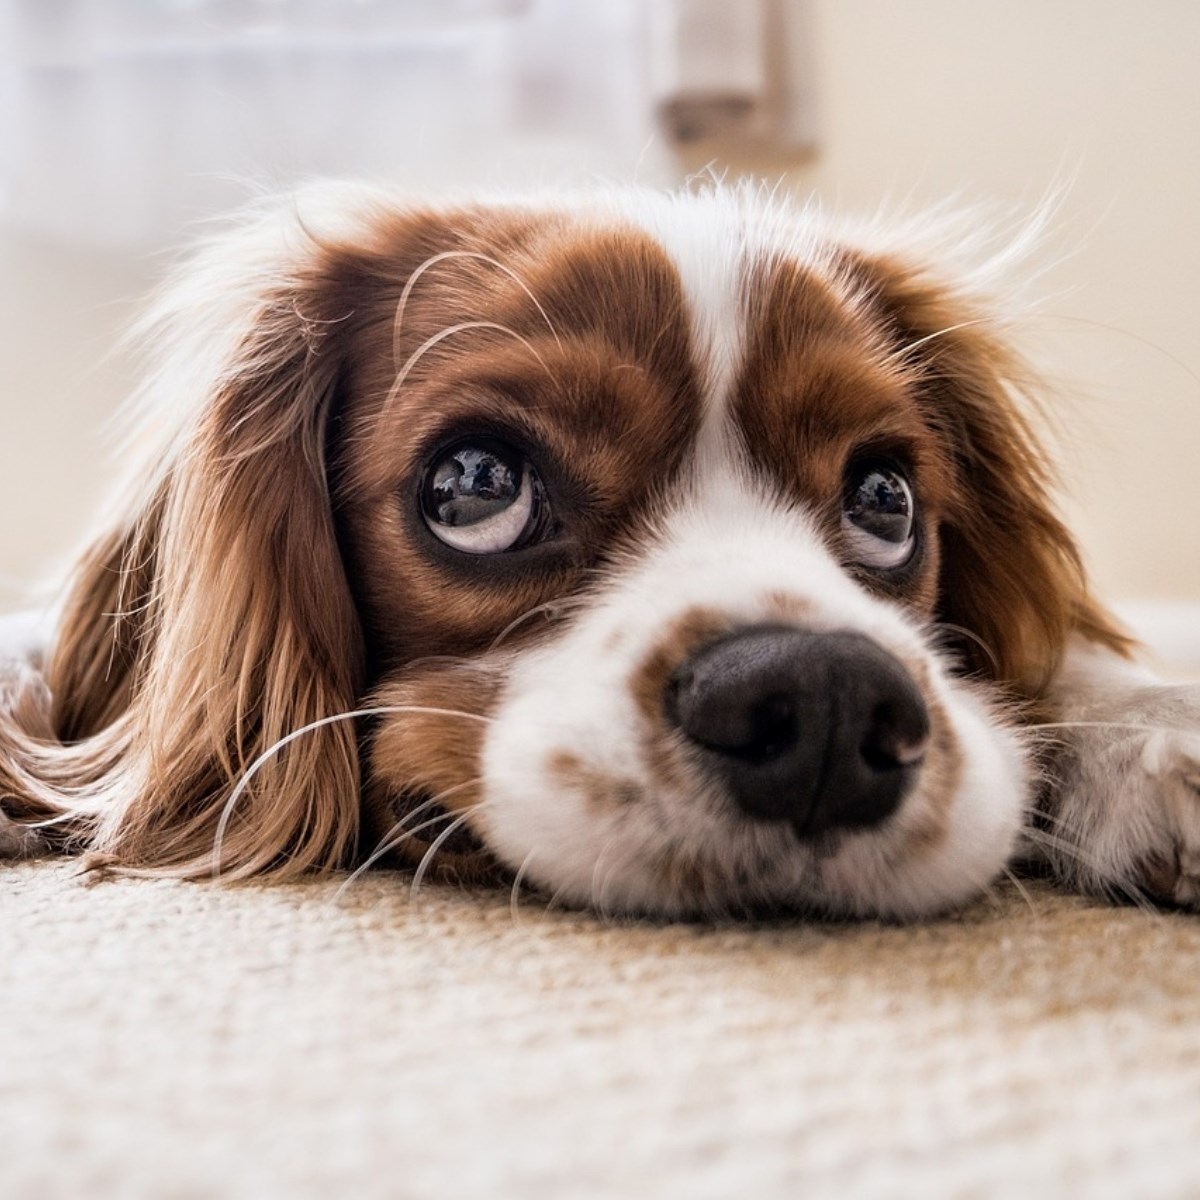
xmin=1034 ymin=639 xmax=1200 ymax=907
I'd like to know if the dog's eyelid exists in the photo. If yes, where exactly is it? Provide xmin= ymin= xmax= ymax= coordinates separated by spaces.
xmin=415 ymin=412 xmax=537 ymax=466
xmin=844 ymin=441 xmax=918 ymax=480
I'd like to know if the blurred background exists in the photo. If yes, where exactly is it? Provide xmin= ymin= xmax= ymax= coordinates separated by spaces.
xmin=1 ymin=0 xmax=1197 ymax=661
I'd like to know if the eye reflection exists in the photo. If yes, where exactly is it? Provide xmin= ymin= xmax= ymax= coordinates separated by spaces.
xmin=421 ymin=438 xmax=545 ymax=555
xmin=842 ymin=461 xmax=916 ymax=570
xmin=430 ymin=445 xmax=521 ymax=528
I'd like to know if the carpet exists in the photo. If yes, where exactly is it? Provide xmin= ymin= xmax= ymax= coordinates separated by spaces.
xmin=4 ymin=862 xmax=1200 ymax=1199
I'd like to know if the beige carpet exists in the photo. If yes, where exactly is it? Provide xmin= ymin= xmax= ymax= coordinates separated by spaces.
xmin=4 ymin=861 xmax=1200 ymax=1199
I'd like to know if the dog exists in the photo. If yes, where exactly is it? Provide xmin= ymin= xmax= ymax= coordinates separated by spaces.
xmin=2 ymin=181 xmax=1198 ymax=919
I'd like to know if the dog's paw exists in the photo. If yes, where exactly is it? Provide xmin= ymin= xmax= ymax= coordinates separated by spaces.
xmin=1135 ymin=727 xmax=1200 ymax=906
xmin=1039 ymin=682 xmax=1200 ymax=909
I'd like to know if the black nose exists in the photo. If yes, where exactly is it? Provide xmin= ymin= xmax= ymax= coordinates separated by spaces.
xmin=664 ymin=627 xmax=930 ymax=837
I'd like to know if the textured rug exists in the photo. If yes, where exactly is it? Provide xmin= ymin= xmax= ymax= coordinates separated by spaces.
xmin=4 ymin=860 xmax=1200 ymax=1199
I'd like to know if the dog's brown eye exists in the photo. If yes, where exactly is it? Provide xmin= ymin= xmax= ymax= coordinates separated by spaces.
xmin=843 ymin=462 xmax=915 ymax=570
xmin=421 ymin=439 xmax=545 ymax=554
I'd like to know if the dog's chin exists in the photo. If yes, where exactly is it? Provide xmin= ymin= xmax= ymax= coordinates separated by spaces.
xmin=471 ymin=794 xmax=1025 ymax=925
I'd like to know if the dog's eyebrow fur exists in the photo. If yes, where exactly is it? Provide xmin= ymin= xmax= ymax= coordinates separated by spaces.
xmin=331 ymin=215 xmax=707 ymax=669
xmin=828 ymin=247 xmax=1130 ymax=691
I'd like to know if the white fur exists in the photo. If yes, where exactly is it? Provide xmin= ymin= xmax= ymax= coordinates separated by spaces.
xmin=1037 ymin=639 xmax=1200 ymax=906
xmin=482 ymin=451 xmax=1028 ymax=918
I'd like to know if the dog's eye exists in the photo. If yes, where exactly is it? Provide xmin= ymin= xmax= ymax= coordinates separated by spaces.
xmin=842 ymin=461 xmax=916 ymax=570
xmin=421 ymin=439 xmax=546 ymax=554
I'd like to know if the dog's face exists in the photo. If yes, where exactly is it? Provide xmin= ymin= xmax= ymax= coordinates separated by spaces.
xmin=10 ymin=185 xmax=1123 ymax=918
xmin=328 ymin=190 xmax=1072 ymax=919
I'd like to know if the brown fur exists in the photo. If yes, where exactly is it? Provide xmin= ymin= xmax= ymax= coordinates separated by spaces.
xmin=3 ymin=246 xmax=365 ymax=877
xmin=0 ymin=191 xmax=1128 ymax=889
xmin=840 ymin=250 xmax=1132 ymax=694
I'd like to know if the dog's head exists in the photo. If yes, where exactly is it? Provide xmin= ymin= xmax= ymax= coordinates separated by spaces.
xmin=12 ymin=183 xmax=1127 ymax=917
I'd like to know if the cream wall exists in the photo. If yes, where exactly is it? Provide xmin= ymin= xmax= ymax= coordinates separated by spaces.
xmin=1 ymin=0 xmax=1198 ymax=609
xmin=0 ymin=234 xmax=151 ymax=608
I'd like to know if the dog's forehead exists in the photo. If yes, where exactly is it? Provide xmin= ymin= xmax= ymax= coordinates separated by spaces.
xmin=612 ymin=195 xmax=919 ymax=441
xmin=562 ymin=190 xmax=847 ymax=415
xmin=546 ymin=196 xmax=932 ymax=514
xmin=349 ymin=194 xmax=937 ymax=519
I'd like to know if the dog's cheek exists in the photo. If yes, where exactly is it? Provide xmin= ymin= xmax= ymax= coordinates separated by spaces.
xmin=361 ymin=663 xmax=505 ymax=878
xmin=817 ymin=676 xmax=1029 ymax=919
xmin=474 ymin=634 xmax=677 ymax=911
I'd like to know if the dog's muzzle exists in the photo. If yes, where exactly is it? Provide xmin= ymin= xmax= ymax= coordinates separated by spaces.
xmin=664 ymin=627 xmax=930 ymax=837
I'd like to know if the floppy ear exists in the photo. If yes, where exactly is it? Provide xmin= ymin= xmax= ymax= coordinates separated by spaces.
xmin=853 ymin=251 xmax=1131 ymax=697
xmin=1 ymin=198 xmax=372 ymax=878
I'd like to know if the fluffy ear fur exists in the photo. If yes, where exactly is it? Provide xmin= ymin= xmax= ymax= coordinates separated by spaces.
xmin=0 ymin=196 xmax=372 ymax=878
xmin=852 ymin=250 xmax=1132 ymax=697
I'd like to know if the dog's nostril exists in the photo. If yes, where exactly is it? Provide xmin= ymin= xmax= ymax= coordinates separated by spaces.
xmin=861 ymin=702 xmax=930 ymax=772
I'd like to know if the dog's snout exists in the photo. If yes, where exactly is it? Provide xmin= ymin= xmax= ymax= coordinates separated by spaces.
xmin=664 ymin=627 xmax=930 ymax=836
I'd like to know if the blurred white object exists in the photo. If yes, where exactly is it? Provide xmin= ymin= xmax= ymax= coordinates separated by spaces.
xmin=650 ymin=0 xmax=767 ymax=141
xmin=0 ymin=0 xmax=816 ymax=250
xmin=649 ymin=0 xmax=816 ymax=150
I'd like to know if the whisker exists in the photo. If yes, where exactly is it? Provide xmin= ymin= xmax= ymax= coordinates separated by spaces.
xmin=1025 ymin=731 xmax=1073 ymax=753
xmin=391 ymin=249 xmax=563 ymax=372
xmin=1028 ymin=720 xmax=1178 ymax=735
xmin=1023 ymin=810 xmax=1105 ymax=852
xmin=487 ymin=597 xmax=585 ymax=653
xmin=336 ymin=808 xmax=457 ymax=897
xmin=1000 ymin=864 xmax=1041 ymax=919
xmin=333 ymin=778 xmax=483 ymax=902
xmin=381 ymin=321 xmax=557 ymax=424
xmin=1020 ymin=823 xmax=1100 ymax=872
xmin=210 ymin=704 xmax=490 ymax=881
xmin=893 ymin=318 xmax=993 ymax=360
xmin=1036 ymin=313 xmax=1200 ymax=397
xmin=588 ymin=833 xmax=631 ymax=923
xmin=1020 ymin=825 xmax=1163 ymax=918
xmin=542 ymin=876 xmax=580 ymax=915
xmin=409 ymin=803 xmax=488 ymax=900
xmin=509 ymin=848 xmax=539 ymax=924
xmin=928 ymin=621 xmax=1001 ymax=675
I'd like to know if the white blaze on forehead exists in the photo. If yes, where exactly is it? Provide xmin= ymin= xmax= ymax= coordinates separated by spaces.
xmin=596 ymin=190 xmax=752 ymax=462
xmin=588 ymin=186 xmax=845 ymax=472
xmin=650 ymin=207 xmax=747 ymax=428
